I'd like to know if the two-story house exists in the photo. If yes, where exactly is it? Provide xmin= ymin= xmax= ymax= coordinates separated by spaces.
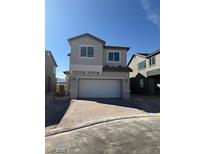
xmin=67 ymin=33 xmax=132 ymax=99
xmin=45 ymin=50 xmax=57 ymax=94
xmin=128 ymin=49 xmax=160 ymax=95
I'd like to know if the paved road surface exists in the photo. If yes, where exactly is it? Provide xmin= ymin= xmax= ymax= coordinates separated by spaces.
xmin=46 ymin=116 xmax=160 ymax=154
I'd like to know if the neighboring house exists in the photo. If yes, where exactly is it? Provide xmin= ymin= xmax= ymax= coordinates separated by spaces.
xmin=67 ymin=33 xmax=132 ymax=99
xmin=128 ymin=49 xmax=160 ymax=95
xmin=45 ymin=50 xmax=57 ymax=94
xmin=63 ymin=71 xmax=70 ymax=95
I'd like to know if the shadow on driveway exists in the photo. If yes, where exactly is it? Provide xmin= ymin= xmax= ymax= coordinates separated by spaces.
xmin=45 ymin=97 xmax=71 ymax=127
xmin=81 ymin=94 xmax=160 ymax=113
xmin=130 ymin=94 xmax=160 ymax=113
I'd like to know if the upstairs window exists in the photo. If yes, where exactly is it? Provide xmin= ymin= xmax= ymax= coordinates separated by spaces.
xmin=138 ymin=60 xmax=146 ymax=70
xmin=108 ymin=51 xmax=120 ymax=62
xmin=149 ymin=56 xmax=156 ymax=66
xmin=80 ymin=46 xmax=94 ymax=58
xmin=81 ymin=47 xmax=87 ymax=57
xmin=87 ymin=47 xmax=94 ymax=57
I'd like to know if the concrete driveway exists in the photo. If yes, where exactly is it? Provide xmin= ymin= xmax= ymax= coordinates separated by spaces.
xmin=46 ymin=116 xmax=160 ymax=154
xmin=46 ymin=99 xmax=153 ymax=135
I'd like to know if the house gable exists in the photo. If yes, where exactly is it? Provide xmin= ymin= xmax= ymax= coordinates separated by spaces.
xmin=68 ymin=33 xmax=106 ymax=45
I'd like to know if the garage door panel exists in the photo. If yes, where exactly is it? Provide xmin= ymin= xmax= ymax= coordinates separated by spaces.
xmin=79 ymin=79 xmax=121 ymax=98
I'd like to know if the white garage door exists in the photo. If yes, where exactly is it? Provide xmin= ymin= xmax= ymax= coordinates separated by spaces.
xmin=79 ymin=79 xmax=121 ymax=98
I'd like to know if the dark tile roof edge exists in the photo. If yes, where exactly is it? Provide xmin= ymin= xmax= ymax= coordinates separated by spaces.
xmin=127 ymin=49 xmax=160 ymax=67
xmin=103 ymin=66 xmax=133 ymax=72
xmin=63 ymin=71 xmax=70 ymax=74
xmin=135 ymin=53 xmax=150 ymax=56
xmin=67 ymin=33 xmax=106 ymax=44
xmin=134 ymin=53 xmax=148 ymax=58
xmin=104 ymin=45 xmax=130 ymax=51
xmin=127 ymin=55 xmax=135 ymax=67
xmin=45 ymin=50 xmax=58 ymax=67
xmin=146 ymin=49 xmax=160 ymax=58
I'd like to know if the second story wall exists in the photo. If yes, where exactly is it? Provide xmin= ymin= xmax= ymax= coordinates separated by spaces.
xmin=129 ymin=55 xmax=147 ymax=78
xmin=68 ymin=34 xmax=130 ymax=73
xmin=146 ymin=53 xmax=160 ymax=73
xmin=103 ymin=48 xmax=127 ymax=67
xmin=69 ymin=36 xmax=104 ymax=66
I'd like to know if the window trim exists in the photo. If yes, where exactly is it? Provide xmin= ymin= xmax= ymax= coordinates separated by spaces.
xmin=107 ymin=51 xmax=121 ymax=63
xmin=79 ymin=45 xmax=95 ymax=59
xmin=149 ymin=56 xmax=156 ymax=67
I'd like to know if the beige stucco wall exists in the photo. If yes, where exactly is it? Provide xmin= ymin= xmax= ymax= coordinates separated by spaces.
xmin=69 ymin=71 xmax=130 ymax=100
xmin=69 ymin=36 xmax=104 ymax=66
xmin=146 ymin=53 xmax=160 ymax=73
xmin=69 ymin=36 xmax=127 ymax=67
xmin=129 ymin=55 xmax=147 ymax=78
xmin=103 ymin=48 xmax=127 ymax=67
xmin=129 ymin=53 xmax=160 ymax=78
xmin=45 ymin=52 xmax=57 ymax=93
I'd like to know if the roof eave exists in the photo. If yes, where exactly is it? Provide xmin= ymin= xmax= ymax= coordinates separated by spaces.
xmin=104 ymin=45 xmax=130 ymax=51
xmin=135 ymin=54 xmax=148 ymax=58
xmin=146 ymin=49 xmax=160 ymax=58
xmin=45 ymin=50 xmax=58 ymax=67
xmin=63 ymin=71 xmax=70 ymax=75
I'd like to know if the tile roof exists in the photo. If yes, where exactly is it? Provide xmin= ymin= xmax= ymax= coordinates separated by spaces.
xmin=136 ymin=53 xmax=150 ymax=56
xmin=103 ymin=66 xmax=133 ymax=72
xmin=63 ymin=71 xmax=70 ymax=74
xmin=104 ymin=45 xmax=130 ymax=51
xmin=127 ymin=49 xmax=160 ymax=66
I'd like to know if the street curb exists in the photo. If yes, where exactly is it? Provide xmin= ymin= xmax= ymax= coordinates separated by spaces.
xmin=45 ymin=113 xmax=159 ymax=137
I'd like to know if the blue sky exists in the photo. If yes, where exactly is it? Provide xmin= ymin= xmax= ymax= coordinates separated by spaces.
xmin=45 ymin=0 xmax=160 ymax=78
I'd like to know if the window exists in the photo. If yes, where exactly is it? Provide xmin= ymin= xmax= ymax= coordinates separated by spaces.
xmin=138 ymin=60 xmax=146 ymax=70
xmin=80 ymin=46 xmax=94 ymax=58
xmin=139 ymin=79 xmax=144 ymax=88
xmin=108 ymin=52 xmax=113 ymax=61
xmin=149 ymin=56 xmax=156 ymax=66
xmin=152 ymin=57 xmax=156 ymax=65
xmin=87 ymin=47 xmax=94 ymax=57
xmin=81 ymin=47 xmax=86 ymax=57
xmin=114 ymin=52 xmax=119 ymax=61
xmin=107 ymin=51 xmax=120 ymax=62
